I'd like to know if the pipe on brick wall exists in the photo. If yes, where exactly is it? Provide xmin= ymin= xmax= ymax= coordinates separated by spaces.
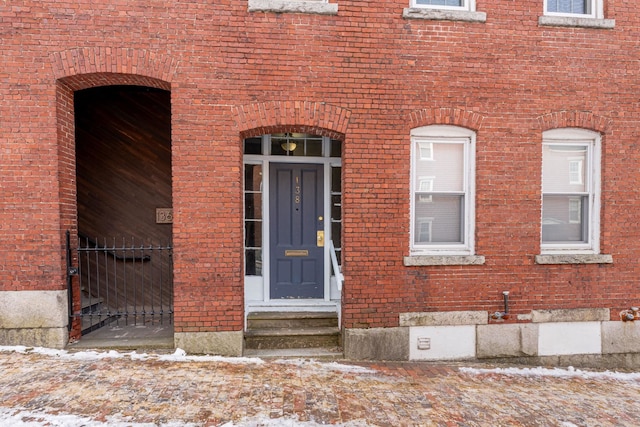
xmin=490 ymin=291 xmax=510 ymax=320
xmin=620 ymin=307 xmax=639 ymax=321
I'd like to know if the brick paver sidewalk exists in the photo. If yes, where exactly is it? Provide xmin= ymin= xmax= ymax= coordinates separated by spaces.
xmin=0 ymin=348 xmax=639 ymax=426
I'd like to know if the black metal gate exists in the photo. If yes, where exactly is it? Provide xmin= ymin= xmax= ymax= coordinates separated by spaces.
xmin=67 ymin=231 xmax=173 ymax=334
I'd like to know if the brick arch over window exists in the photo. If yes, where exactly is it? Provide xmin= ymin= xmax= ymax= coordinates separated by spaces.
xmin=537 ymin=111 xmax=612 ymax=134
xmin=234 ymin=101 xmax=351 ymax=140
xmin=409 ymin=108 xmax=485 ymax=131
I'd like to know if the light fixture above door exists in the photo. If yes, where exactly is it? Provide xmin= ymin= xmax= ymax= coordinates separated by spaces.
xmin=280 ymin=133 xmax=297 ymax=152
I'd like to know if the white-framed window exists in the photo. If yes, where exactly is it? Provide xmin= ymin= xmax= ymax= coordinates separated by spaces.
xmin=410 ymin=125 xmax=475 ymax=255
xmin=544 ymin=0 xmax=600 ymax=18
xmin=412 ymin=0 xmax=475 ymax=11
xmin=541 ymin=128 xmax=601 ymax=254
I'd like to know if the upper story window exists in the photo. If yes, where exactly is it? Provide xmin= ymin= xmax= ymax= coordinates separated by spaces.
xmin=404 ymin=0 xmax=485 ymax=22
xmin=545 ymin=0 xmax=596 ymax=17
xmin=540 ymin=0 xmax=614 ymax=28
xmin=410 ymin=126 xmax=475 ymax=255
xmin=541 ymin=128 xmax=601 ymax=254
xmin=412 ymin=0 xmax=474 ymax=11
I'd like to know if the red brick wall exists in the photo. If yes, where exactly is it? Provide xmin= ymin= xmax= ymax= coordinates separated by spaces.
xmin=2 ymin=1 xmax=639 ymax=336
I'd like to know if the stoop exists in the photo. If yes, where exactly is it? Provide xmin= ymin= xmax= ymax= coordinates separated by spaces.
xmin=244 ymin=311 xmax=342 ymax=359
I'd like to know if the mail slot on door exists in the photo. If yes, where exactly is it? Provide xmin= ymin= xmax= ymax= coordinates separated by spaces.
xmin=285 ymin=250 xmax=309 ymax=257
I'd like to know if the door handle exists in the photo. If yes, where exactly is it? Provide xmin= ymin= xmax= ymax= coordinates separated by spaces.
xmin=317 ymin=230 xmax=325 ymax=247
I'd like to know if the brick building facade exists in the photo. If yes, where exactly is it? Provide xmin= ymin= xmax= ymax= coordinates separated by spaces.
xmin=2 ymin=0 xmax=640 ymax=364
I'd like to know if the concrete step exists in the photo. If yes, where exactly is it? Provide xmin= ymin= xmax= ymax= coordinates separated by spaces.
xmin=81 ymin=313 xmax=117 ymax=335
xmin=81 ymin=295 xmax=105 ymax=314
xmin=245 ymin=311 xmax=341 ymax=350
xmin=247 ymin=311 xmax=338 ymax=329
xmin=245 ymin=326 xmax=340 ymax=350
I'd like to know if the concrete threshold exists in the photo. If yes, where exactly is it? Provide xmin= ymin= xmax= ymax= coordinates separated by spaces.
xmin=68 ymin=323 xmax=174 ymax=351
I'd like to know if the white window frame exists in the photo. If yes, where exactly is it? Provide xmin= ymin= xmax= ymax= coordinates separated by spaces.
xmin=541 ymin=128 xmax=601 ymax=254
xmin=543 ymin=0 xmax=601 ymax=19
xmin=411 ymin=0 xmax=475 ymax=12
xmin=410 ymin=125 xmax=475 ymax=256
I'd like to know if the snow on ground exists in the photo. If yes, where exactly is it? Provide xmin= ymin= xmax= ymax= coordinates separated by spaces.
xmin=0 ymin=346 xmax=378 ymax=374
xmin=273 ymin=358 xmax=378 ymax=374
xmin=0 ymin=407 xmax=197 ymax=427
xmin=460 ymin=365 xmax=640 ymax=382
xmin=0 ymin=407 xmax=372 ymax=427
xmin=0 ymin=346 xmax=265 ymax=365
xmin=2 ymin=345 xmax=639 ymax=426
xmin=4 ymin=344 xmax=640 ymax=380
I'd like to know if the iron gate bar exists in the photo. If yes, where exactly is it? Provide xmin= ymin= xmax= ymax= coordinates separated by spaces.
xmin=65 ymin=230 xmax=78 ymax=331
xmin=69 ymin=231 xmax=173 ymax=335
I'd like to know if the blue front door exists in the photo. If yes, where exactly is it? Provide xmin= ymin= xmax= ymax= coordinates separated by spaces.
xmin=270 ymin=163 xmax=324 ymax=299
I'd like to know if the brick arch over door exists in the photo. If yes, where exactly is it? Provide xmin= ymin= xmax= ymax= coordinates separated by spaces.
xmin=50 ymin=47 xmax=178 ymax=87
xmin=53 ymin=49 xmax=176 ymax=339
xmin=54 ymin=47 xmax=176 ymax=235
xmin=233 ymin=101 xmax=351 ymax=139
xmin=537 ymin=111 xmax=612 ymax=134
xmin=409 ymin=107 xmax=485 ymax=131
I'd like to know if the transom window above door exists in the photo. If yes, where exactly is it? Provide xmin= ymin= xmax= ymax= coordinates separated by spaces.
xmin=244 ymin=133 xmax=342 ymax=157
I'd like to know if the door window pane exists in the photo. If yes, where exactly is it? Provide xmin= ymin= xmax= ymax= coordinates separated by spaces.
xmin=244 ymin=137 xmax=262 ymax=155
xmin=244 ymin=163 xmax=263 ymax=276
xmin=330 ymin=166 xmax=342 ymax=266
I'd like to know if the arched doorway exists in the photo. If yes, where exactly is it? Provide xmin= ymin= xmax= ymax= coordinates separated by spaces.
xmin=72 ymin=85 xmax=173 ymax=342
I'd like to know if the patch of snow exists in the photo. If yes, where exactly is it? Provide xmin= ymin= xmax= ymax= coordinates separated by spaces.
xmin=460 ymin=365 xmax=640 ymax=382
xmin=157 ymin=348 xmax=265 ymax=364
xmin=0 ymin=345 xmax=264 ymax=365
xmin=274 ymin=358 xmax=377 ymax=374
xmin=0 ymin=408 xmax=374 ymax=427
xmin=0 ymin=407 xmax=196 ymax=427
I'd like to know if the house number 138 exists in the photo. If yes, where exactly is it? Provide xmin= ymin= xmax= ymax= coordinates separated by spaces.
xmin=295 ymin=176 xmax=301 ymax=204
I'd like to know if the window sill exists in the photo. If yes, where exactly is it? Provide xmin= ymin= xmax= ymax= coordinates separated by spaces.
xmin=404 ymin=255 xmax=485 ymax=266
xmin=402 ymin=8 xmax=487 ymax=23
xmin=248 ymin=0 xmax=338 ymax=15
xmin=535 ymin=254 xmax=613 ymax=265
xmin=538 ymin=16 xmax=615 ymax=29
